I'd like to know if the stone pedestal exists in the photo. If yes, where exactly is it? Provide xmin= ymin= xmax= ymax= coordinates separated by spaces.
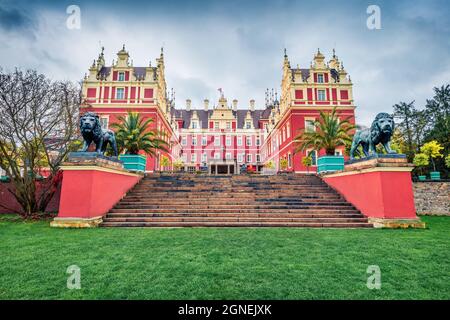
xmin=322 ymin=156 xmax=425 ymax=228
xmin=51 ymin=153 xmax=142 ymax=228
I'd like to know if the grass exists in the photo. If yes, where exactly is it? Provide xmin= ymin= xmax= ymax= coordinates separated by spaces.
xmin=0 ymin=215 xmax=449 ymax=299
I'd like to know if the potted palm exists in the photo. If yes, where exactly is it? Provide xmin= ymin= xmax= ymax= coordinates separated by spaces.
xmin=173 ymin=159 xmax=184 ymax=172
xmin=413 ymin=153 xmax=429 ymax=181
xmin=293 ymin=108 xmax=354 ymax=173
xmin=111 ymin=112 xmax=168 ymax=172
xmin=420 ymin=141 xmax=443 ymax=180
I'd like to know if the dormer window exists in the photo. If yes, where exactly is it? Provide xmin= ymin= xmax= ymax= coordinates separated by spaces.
xmin=191 ymin=120 xmax=198 ymax=129
xmin=118 ymin=72 xmax=125 ymax=81
xmin=245 ymin=121 xmax=252 ymax=129
xmin=317 ymin=74 xmax=324 ymax=83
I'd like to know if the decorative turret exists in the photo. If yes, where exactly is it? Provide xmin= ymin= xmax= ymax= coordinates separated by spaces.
xmin=116 ymin=44 xmax=130 ymax=68
xmin=96 ymin=47 xmax=105 ymax=71
xmin=312 ymin=48 xmax=326 ymax=69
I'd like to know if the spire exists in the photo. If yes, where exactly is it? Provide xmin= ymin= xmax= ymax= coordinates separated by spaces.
xmin=284 ymin=48 xmax=287 ymax=58
xmin=160 ymin=47 xmax=164 ymax=58
xmin=332 ymin=48 xmax=336 ymax=58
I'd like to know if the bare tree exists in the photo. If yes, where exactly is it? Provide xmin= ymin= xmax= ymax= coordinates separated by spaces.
xmin=0 ymin=69 xmax=81 ymax=217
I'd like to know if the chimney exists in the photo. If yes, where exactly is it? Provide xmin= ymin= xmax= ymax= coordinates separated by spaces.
xmin=250 ymin=99 xmax=255 ymax=111
xmin=204 ymin=99 xmax=209 ymax=111
xmin=186 ymin=99 xmax=191 ymax=111
xmin=232 ymin=99 xmax=238 ymax=111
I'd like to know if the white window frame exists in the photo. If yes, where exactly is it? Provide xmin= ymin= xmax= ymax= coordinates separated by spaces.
xmin=307 ymin=150 xmax=318 ymax=166
xmin=305 ymin=119 xmax=316 ymax=133
xmin=214 ymin=135 xmax=220 ymax=146
xmin=191 ymin=153 xmax=197 ymax=163
xmin=246 ymin=154 xmax=252 ymax=163
xmin=226 ymin=122 xmax=231 ymax=130
xmin=100 ymin=116 xmax=109 ymax=129
xmin=118 ymin=72 xmax=125 ymax=82
xmin=214 ymin=152 xmax=220 ymax=160
xmin=246 ymin=136 xmax=252 ymax=146
xmin=256 ymin=137 xmax=260 ymax=146
xmin=256 ymin=154 xmax=261 ymax=163
xmin=191 ymin=120 xmax=198 ymax=129
xmin=237 ymin=136 xmax=243 ymax=146
xmin=225 ymin=152 xmax=232 ymax=160
xmin=201 ymin=136 xmax=207 ymax=146
xmin=181 ymin=136 xmax=187 ymax=146
xmin=192 ymin=135 xmax=197 ymax=146
xmin=214 ymin=121 xmax=220 ymax=129
xmin=317 ymin=74 xmax=324 ymax=83
xmin=245 ymin=121 xmax=252 ymax=129
xmin=317 ymin=89 xmax=326 ymax=101
xmin=116 ymin=87 xmax=125 ymax=99
xmin=226 ymin=136 xmax=231 ymax=147
xmin=201 ymin=153 xmax=207 ymax=162
xmin=237 ymin=153 xmax=244 ymax=163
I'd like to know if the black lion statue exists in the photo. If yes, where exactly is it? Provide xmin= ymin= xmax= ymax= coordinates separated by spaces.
xmin=349 ymin=112 xmax=396 ymax=160
xmin=79 ymin=112 xmax=118 ymax=156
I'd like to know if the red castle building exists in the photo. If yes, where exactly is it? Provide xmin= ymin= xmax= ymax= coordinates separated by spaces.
xmin=81 ymin=46 xmax=355 ymax=173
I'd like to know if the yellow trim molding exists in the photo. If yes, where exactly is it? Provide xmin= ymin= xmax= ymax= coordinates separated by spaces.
xmin=60 ymin=165 xmax=142 ymax=177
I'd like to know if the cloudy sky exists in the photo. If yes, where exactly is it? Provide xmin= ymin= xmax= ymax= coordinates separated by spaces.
xmin=0 ymin=0 xmax=449 ymax=125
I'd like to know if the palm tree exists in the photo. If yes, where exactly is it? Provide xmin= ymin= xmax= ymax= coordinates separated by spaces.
xmin=293 ymin=108 xmax=355 ymax=156
xmin=111 ymin=112 xmax=168 ymax=156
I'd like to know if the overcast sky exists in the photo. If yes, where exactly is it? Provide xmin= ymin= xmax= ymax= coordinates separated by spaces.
xmin=0 ymin=0 xmax=449 ymax=125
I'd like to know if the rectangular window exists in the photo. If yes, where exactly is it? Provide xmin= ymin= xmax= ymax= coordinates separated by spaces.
xmin=100 ymin=117 xmax=108 ymax=129
xmin=256 ymin=154 xmax=261 ymax=162
xmin=237 ymin=153 xmax=244 ymax=163
xmin=317 ymin=90 xmax=326 ymax=101
xmin=201 ymin=153 xmax=207 ymax=162
xmin=192 ymin=135 xmax=197 ymax=146
xmin=308 ymin=150 xmax=317 ymax=166
xmin=226 ymin=152 xmax=232 ymax=160
xmin=317 ymin=74 xmax=324 ymax=83
xmin=305 ymin=119 xmax=315 ymax=133
xmin=181 ymin=153 xmax=187 ymax=162
xmin=288 ymin=154 xmax=292 ymax=167
xmin=245 ymin=121 xmax=252 ymax=129
xmin=246 ymin=136 xmax=252 ymax=146
xmin=191 ymin=154 xmax=197 ymax=163
xmin=118 ymin=72 xmax=125 ymax=81
xmin=201 ymin=136 xmax=207 ymax=146
xmin=237 ymin=136 xmax=243 ymax=146
xmin=246 ymin=154 xmax=252 ymax=163
xmin=263 ymin=123 xmax=268 ymax=131
xmin=287 ymin=124 xmax=290 ymax=138
xmin=214 ymin=121 xmax=220 ymax=129
xmin=256 ymin=137 xmax=260 ymax=146
xmin=335 ymin=150 xmax=343 ymax=156
xmin=214 ymin=135 xmax=220 ymax=146
xmin=226 ymin=136 xmax=231 ymax=146
xmin=192 ymin=121 xmax=198 ymax=129
xmin=181 ymin=136 xmax=187 ymax=146
xmin=116 ymin=88 xmax=124 ymax=99
xmin=214 ymin=152 xmax=220 ymax=160
xmin=226 ymin=122 xmax=231 ymax=129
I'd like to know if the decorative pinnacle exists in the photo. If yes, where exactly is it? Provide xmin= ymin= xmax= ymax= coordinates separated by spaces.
xmin=284 ymin=48 xmax=287 ymax=58
xmin=332 ymin=48 xmax=336 ymax=58
xmin=122 ymin=44 xmax=125 ymax=51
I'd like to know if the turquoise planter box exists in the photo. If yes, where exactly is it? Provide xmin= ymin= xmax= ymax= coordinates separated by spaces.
xmin=119 ymin=154 xmax=147 ymax=172
xmin=418 ymin=175 xmax=427 ymax=181
xmin=430 ymin=171 xmax=441 ymax=180
xmin=317 ymin=156 xmax=344 ymax=173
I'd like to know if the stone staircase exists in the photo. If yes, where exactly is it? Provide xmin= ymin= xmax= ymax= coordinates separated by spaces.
xmin=100 ymin=173 xmax=373 ymax=228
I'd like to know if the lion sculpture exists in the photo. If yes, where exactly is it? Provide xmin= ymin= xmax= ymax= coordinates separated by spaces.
xmin=349 ymin=112 xmax=396 ymax=160
xmin=79 ymin=112 xmax=118 ymax=156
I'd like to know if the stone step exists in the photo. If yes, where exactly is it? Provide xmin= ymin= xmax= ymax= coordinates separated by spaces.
xmin=108 ymin=208 xmax=360 ymax=214
xmin=100 ymin=221 xmax=373 ymax=228
xmin=102 ymin=217 xmax=369 ymax=223
xmin=113 ymin=203 xmax=354 ymax=209
xmin=106 ymin=212 xmax=364 ymax=218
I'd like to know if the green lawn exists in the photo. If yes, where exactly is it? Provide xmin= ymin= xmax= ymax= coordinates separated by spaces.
xmin=0 ymin=215 xmax=449 ymax=299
